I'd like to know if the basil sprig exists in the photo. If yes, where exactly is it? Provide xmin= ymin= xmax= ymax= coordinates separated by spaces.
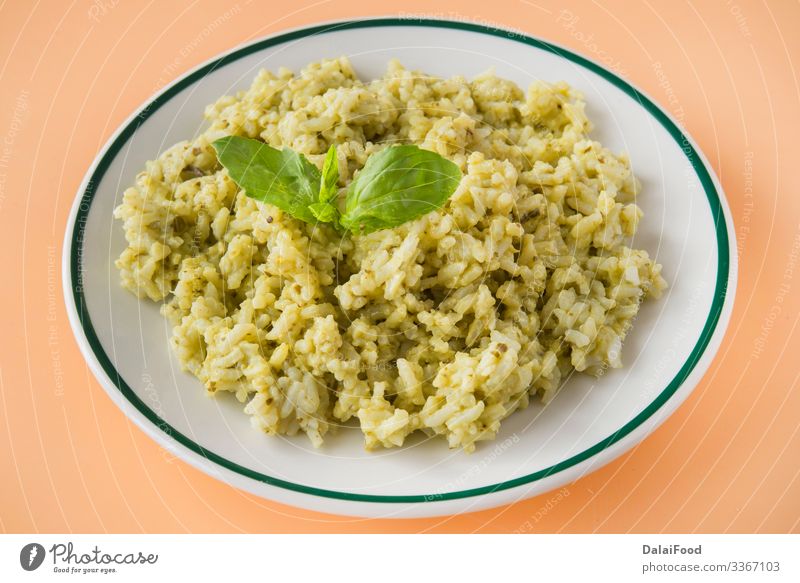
xmin=211 ymin=137 xmax=461 ymax=235
xmin=308 ymin=145 xmax=340 ymax=225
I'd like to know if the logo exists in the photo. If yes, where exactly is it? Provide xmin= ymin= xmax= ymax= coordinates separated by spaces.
xmin=19 ymin=543 xmax=46 ymax=571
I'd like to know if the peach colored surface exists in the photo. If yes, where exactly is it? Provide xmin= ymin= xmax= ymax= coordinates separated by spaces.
xmin=0 ymin=0 xmax=798 ymax=533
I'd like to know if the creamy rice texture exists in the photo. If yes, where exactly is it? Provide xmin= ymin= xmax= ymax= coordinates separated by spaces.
xmin=114 ymin=57 xmax=667 ymax=452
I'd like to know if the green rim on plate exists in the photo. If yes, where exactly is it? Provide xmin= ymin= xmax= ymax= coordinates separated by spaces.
xmin=69 ymin=18 xmax=730 ymax=503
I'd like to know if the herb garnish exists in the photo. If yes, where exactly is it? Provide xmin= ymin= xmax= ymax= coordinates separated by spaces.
xmin=212 ymin=137 xmax=461 ymax=235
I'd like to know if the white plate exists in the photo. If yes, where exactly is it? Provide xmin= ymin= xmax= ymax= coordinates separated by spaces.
xmin=63 ymin=18 xmax=736 ymax=518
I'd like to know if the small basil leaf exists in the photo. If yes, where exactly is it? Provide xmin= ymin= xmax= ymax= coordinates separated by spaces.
xmin=308 ymin=201 xmax=339 ymax=224
xmin=212 ymin=136 xmax=319 ymax=224
xmin=340 ymin=145 xmax=461 ymax=234
xmin=319 ymin=144 xmax=339 ymax=204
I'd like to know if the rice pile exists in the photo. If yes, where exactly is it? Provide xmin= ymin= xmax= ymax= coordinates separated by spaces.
xmin=114 ymin=57 xmax=667 ymax=451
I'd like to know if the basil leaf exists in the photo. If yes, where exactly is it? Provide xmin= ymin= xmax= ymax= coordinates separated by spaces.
xmin=308 ymin=201 xmax=339 ymax=224
xmin=340 ymin=145 xmax=461 ymax=234
xmin=319 ymin=144 xmax=339 ymax=204
xmin=212 ymin=136 xmax=319 ymax=224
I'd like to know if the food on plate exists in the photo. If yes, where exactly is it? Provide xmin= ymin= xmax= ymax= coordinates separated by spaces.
xmin=113 ymin=57 xmax=667 ymax=451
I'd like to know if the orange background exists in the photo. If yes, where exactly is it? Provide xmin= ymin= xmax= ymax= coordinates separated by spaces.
xmin=1 ymin=0 xmax=798 ymax=533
